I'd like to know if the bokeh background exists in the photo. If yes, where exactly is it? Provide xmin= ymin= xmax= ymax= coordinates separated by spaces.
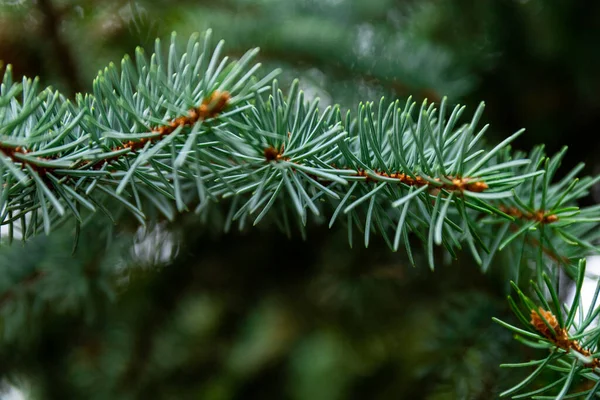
xmin=1 ymin=0 xmax=600 ymax=398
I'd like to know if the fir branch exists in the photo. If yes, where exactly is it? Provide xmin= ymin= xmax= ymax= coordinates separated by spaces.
xmin=1 ymin=28 xmax=600 ymax=400
xmin=0 ymin=30 xmax=597 ymax=274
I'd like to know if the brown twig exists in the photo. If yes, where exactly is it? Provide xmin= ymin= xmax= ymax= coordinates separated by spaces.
xmin=522 ymin=231 xmax=571 ymax=265
xmin=497 ymin=206 xmax=566 ymax=266
xmin=263 ymin=144 xmax=489 ymax=194
xmin=0 ymin=143 xmax=55 ymax=188
xmin=499 ymin=205 xmax=559 ymax=224
xmin=0 ymin=91 xmax=231 ymax=178
xmin=92 ymin=90 xmax=230 ymax=169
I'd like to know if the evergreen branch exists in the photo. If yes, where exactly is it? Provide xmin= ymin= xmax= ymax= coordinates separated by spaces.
xmin=1 ymin=29 xmax=600 ymax=399
xmin=1 ymin=30 xmax=598 ymax=274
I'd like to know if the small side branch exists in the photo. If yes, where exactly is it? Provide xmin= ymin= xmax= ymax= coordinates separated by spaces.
xmin=93 ymin=90 xmax=231 ymax=169
xmin=0 ymin=91 xmax=231 ymax=176
xmin=500 ymin=205 xmax=559 ymax=224
xmin=263 ymin=144 xmax=489 ymax=194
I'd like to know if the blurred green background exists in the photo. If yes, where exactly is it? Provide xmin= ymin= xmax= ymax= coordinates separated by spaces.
xmin=1 ymin=0 xmax=600 ymax=398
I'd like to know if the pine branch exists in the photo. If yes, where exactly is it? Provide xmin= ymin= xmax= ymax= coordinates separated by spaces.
xmin=1 ymin=30 xmax=600 ymax=398
xmin=1 ymin=31 xmax=598 ymax=269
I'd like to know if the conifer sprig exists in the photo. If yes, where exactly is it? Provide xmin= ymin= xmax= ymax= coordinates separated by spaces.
xmin=1 ymin=31 xmax=600 ymax=398
xmin=0 ymin=31 xmax=596 ymax=269
xmin=479 ymin=146 xmax=600 ymax=278
xmin=1 ymin=30 xmax=537 ymax=261
xmin=494 ymin=260 xmax=600 ymax=399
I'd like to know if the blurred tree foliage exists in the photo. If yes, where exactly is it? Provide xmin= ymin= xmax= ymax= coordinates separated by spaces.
xmin=0 ymin=0 xmax=598 ymax=398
